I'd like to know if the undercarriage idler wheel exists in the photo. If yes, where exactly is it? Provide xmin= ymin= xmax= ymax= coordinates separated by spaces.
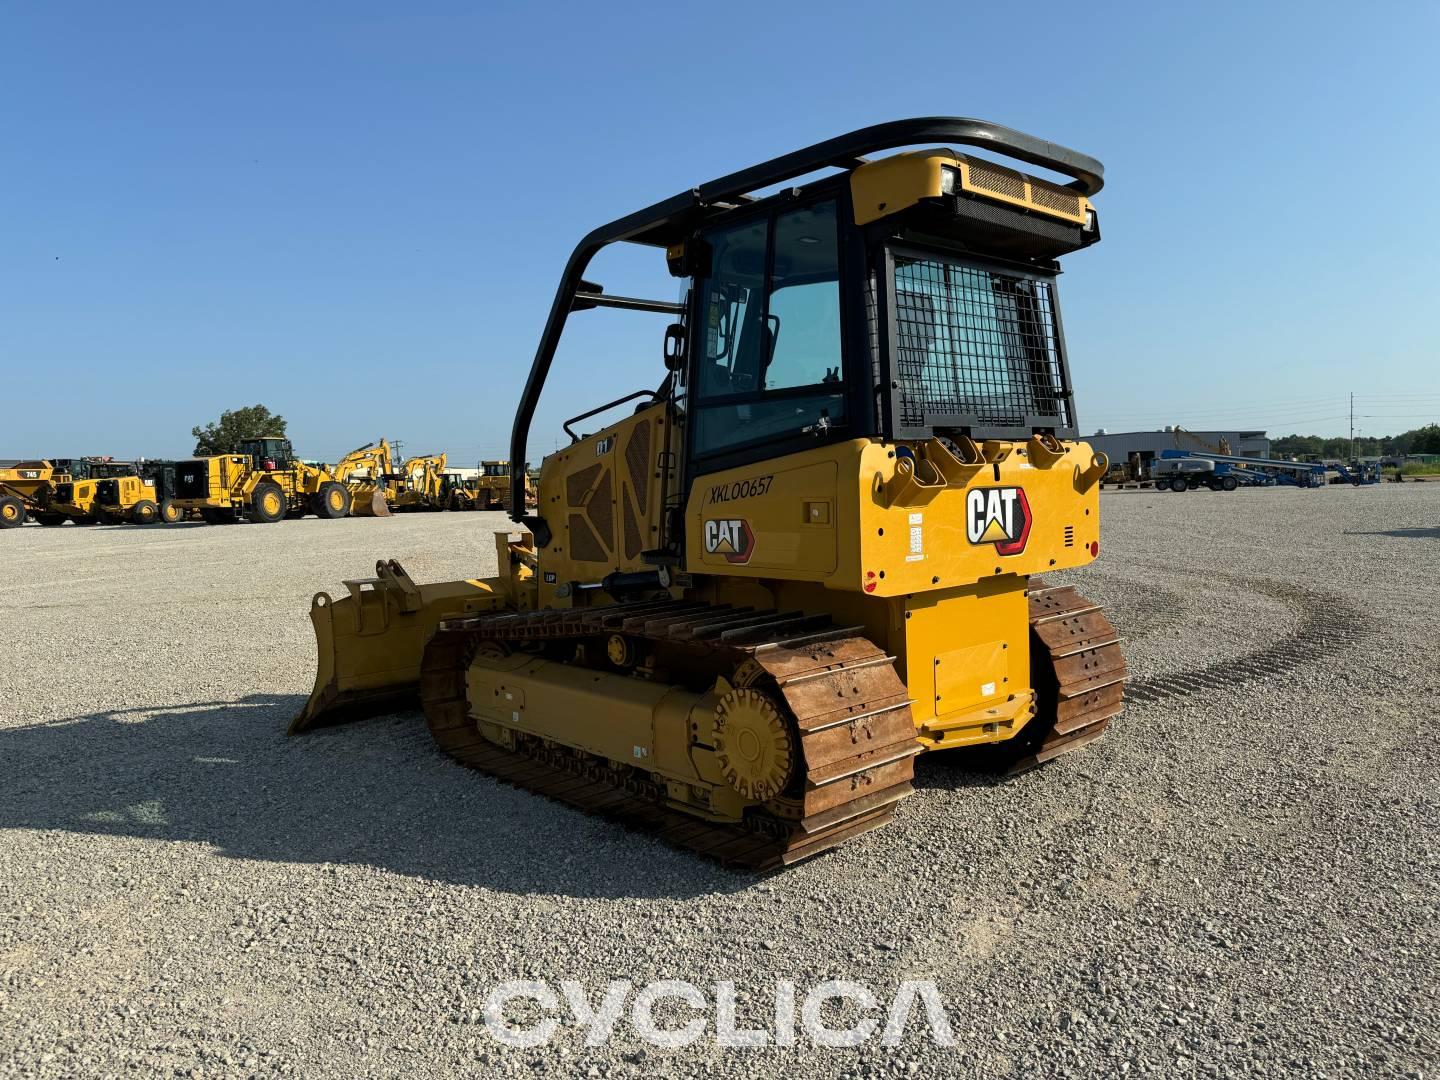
xmin=712 ymin=688 xmax=796 ymax=802
xmin=605 ymin=634 xmax=639 ymax=669
xmin=312 ymin=482 xmax=351 ymax=519
xmin=249 ymin=482 xmax=286 ymax=523
xmin=0 ymin=495 xmax=24 ymax=528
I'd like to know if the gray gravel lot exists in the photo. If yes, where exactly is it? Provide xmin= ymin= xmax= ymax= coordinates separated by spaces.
xmin=2 ymin=487 xmax=1437 ymax=1078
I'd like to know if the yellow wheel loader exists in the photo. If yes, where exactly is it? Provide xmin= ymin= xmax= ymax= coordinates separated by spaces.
xmin=95 ymin=475 xmax=180 ymax=524
xmin=296 ymin=118 xmax=1126 ymax=868
xmin=171 ymin=437 xmax=352 ymax=524
xmin=42 ymin=459 xmax=139 ymax=525
xmin=332 ymin=439 xmax=396 ymax=517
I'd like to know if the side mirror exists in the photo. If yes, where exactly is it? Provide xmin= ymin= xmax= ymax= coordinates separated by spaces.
xmin=663 ymin=323 xmax=687 ymax=372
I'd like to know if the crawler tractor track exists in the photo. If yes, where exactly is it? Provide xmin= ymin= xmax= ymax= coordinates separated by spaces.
xmin=1013 ymin=580 xmax=1128 ymax=772
xmin=419 ymin=602 xmax=922 ymax=870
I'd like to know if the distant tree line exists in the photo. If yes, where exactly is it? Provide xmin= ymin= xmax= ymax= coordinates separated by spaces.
xmin=192 ymin=405 xmax=288 ymax=455
xmin=1272 ymin=424 xmax=1440 ymax=460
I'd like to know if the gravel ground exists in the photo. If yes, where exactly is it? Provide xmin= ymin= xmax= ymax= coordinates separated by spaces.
xmin=2 ymin=487 xmax=1437 ymax=1079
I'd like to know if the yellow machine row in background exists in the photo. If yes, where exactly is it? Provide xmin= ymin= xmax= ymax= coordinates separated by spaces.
xmin=2 ymin=439 xmax=538 ymax=529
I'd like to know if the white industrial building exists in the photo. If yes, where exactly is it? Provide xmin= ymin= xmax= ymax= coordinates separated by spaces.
xmin=1088 ymin=428 xmax=1270 ymax=471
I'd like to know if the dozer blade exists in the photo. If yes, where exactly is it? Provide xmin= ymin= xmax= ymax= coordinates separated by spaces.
xmin=293 ymin=558 xmax=507 ymax=733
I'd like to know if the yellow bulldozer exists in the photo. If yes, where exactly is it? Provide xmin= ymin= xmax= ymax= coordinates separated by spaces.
xmin=170 ymin=437 xmax=352 ymax=524
xmin=295 ymin=118 xmax=1125 ymax=868
xmin=472 ymin=459 xmax=537 ymax=511
xmin=332 ymin=439 xmax=396 ymax=517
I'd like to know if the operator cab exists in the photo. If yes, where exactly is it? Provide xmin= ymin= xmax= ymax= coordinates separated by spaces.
xmin=240 ymin=437 xmax=294 ymax=471
xmin=510 ymin=118 xmax=1103 ymax=544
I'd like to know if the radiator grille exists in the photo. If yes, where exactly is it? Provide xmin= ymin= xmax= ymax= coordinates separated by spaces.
xmin=175 ymin=461 xmax=211 ymax=499
xmin=623 ymin=500 xmax=643 ymax=560
xmin=625 ymin=420 xmax=651 ymax=515
xmin=587 ymin=470 xmax=614 ymax=546
xmin=892 ymin=255 xmax=1071 ymax=431
xmin=565 ymin=463 xmax=603 ymax=507
xmin=568 ymin=514 xmax=608 ymax=562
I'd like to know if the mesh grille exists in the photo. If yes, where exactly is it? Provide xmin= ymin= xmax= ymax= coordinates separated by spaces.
xmin=587 ymin=470 xmax=614 ymax=548
xmin=96 ymin=479 xmax=118 ymax=504
xmin=565 ymin=462 xmax=603 ymax=507
xmin=1028 ymin=180 xmax=1083 ymax=218
xmin=965 ymin=159 xmax=1026 ymax=201
xmin=568 ymin=514 xmax=608 ymax=562
xmin=624 ymin=420 xmax=651 ymax=515
xmin=623 ymin=500 xmax=643 ymax=560
xmin=893 ymin=255 xmax=1070 ymax=430
xmin=54 ymin=483 xmax=74 ymax=502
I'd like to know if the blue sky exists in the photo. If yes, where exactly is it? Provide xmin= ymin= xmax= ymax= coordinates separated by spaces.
xmin=3 ymin=1 xmax=1438 ymax=463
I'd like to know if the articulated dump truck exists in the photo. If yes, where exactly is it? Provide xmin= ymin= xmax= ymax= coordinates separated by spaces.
xmin=296 ymin=118 xmax=1127 ymax=869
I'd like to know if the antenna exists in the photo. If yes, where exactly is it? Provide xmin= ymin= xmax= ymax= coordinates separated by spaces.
xmin=1348 ymin=394 xmax=1355 ymax=462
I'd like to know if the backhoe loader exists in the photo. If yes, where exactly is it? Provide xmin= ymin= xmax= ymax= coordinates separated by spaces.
xmin=332 ymin=439 xmax=396 ymax=517
xmin=170 ymin=437 xmax=351 ymax=524
xmin=390 ymin=453 xmax=451 ymax=511
xmin=296 ymin=118 xmax=1126 ymax=868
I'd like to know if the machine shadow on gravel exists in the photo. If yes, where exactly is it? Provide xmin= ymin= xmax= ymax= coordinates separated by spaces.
xmin=909 ymin=754 xmax=1011 ymax=793
xmin=1342 ymin=526 xmax=1440 ymax=539
xmin=0 ymin=696 xmax=752 ymax=901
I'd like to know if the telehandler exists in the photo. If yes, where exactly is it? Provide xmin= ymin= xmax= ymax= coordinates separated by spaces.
xmin=296 ymin=118 xmax=1126 ymax=867
xmin=170 ymin=437 xmax=351 ymax=524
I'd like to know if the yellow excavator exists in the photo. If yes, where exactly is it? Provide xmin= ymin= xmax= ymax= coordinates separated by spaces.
xmin=332 ymin=439 xmax=396 ymax=517
xmin=295 ymin=118 xmax=1126 ymax=868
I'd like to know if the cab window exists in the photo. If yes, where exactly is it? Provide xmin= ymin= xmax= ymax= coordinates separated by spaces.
xmin=692 ymin=200 xmax=844 ymax=457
